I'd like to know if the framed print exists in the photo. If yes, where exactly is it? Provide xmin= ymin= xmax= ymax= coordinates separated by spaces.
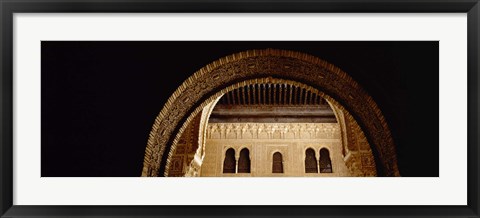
xmin=1 ymin=0 xmax=479 ymax=217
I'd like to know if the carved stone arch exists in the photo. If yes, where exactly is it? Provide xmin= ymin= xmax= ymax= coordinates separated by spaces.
xmin=270 ymin=149 xmax=285 ymax=160
xmin=222 ymin=147 xmax=236 ymax=174
xmin=170 ymin=78 xmax=342 ymax=176
xmin=166 ymin=78 xmax=375 ymax=176
xmin=141 ymin=49 xmax=400 ymax=177
xmin=303 ymin=146 xmax=318 ymax=160
xmin=237 ymin=145 xmax=252 ymax=159
xmin=221 ymin=146 xmax=235 ymax=160
xmin=319 ymin=147 xmax=333 ymax=160
xmin=319 ymin=147 xmax=333 ymax=173
xmin=304 ymin=147 xmax=319 ymax=174
xmin=237 ymin=147 xmax=251 ymax=173
xmin=272 ymin=151 xmax=284 ymax=174
xmin=266 ymin=148 xmax=285 ymax=163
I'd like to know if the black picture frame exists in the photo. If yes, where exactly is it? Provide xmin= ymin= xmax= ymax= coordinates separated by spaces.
xmin=1 ymin=0 xmax=479 ymax=217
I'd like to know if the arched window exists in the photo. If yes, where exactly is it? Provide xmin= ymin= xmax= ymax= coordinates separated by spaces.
xmin=319 ymin=148 xmax=333 ymax=173
xmin=272 ymin=152 xmax=284 ymax=173
xmin=305 ymin=148 xmax=318 ymax=173
xmin=238 ymin=148 xmax=251 ymax=173
xmin=223 ymin=148 xmax=236 ymax=173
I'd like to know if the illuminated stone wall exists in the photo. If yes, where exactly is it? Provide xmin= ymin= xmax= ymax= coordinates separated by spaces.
xmin=201 ymin=123 xmax=354 ymax=177
xmin=169 ymin=113 xmax=377 ymax=177
xmin=169 ymin=104 xmax=377 ymax=177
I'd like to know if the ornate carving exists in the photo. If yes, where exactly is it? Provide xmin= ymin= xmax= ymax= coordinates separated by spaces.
xmin=141 ymin=49 xmax=400 ymax=177
xmin=207 ymin=123 xmax=340 ymax=140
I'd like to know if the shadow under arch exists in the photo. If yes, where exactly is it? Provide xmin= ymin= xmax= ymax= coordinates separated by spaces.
xmin=141 ymin=49 xmax=400 ymax=177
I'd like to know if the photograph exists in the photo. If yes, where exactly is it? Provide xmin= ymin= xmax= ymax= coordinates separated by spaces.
xmin=2 ymin=2 xmax=477 ymax=216
xmin=41 ymin=41 xmax=439 ymax=177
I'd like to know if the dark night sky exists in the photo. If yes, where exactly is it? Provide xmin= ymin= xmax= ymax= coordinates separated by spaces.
xmin=41 ymin=41 xmax=439 ymax=177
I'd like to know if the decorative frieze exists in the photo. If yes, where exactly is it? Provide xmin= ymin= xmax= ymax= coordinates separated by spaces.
xmin=207 ymin=123 xmax=340 ymax=140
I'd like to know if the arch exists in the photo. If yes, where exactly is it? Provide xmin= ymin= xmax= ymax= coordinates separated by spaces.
xmin=223 ymin=148 xmax=236 ymax=173
xmin=238 ymin=148 xmax=251 ymax=173
xmin=141 ymin=49 xmax=400 ymax=177
xmin=272 ymin=152 xmax=284 ymax=173
xmin=319 ymin=148 xmax=333 ymax=173
xmin=305 ymin=148 xmax=318 ymax=173
xmin=169 ymin=78 xmax=366 ymax=176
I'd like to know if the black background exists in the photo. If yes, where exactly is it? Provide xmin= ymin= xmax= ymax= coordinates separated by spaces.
xmin=41 ymin=41 xmax=439 ymax=177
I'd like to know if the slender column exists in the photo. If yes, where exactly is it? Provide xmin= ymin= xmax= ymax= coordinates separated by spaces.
xmin=235 ymin=160 xmax=239 ymax=173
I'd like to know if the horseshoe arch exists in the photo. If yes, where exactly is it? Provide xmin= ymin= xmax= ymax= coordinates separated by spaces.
xmin=141 ymin=49 xmax=400 ymax=177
